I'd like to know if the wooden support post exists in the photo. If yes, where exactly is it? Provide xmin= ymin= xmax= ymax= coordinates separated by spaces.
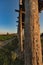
xmin=19 ymin=8 xmax=23 ymax=52
xmin=24 ymin=0 xmax=42 ymax=65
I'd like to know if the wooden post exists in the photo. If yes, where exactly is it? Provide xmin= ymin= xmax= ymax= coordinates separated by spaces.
xmin=19 ymin=8 xmax=23 ymax=52
xmin=24 ymin=0 xmax=42 ymax=65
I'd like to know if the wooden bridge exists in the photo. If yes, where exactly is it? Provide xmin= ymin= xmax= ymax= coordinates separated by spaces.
xmin=15 ymin=0 xmax=43 ymax=65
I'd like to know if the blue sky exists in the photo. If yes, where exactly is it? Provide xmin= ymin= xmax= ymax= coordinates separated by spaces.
xmin=0 ymin=0 xmax=43 ymax=34
xmin=0 ymin=0 xmax=19 ymax=33
xmin=39 ymin=11 xmax=43 ymax=33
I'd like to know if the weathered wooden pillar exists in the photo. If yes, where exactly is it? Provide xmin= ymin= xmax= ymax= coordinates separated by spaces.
xmin=19 ymin=8 xmax=23 ymax=52
xmin=24 ymin=0 xmax=42 ymax=65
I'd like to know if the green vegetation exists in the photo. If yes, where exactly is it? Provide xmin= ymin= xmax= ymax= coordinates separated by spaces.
xmin=41 ymin=33 xmax=43 ymax=47
xmin=0 ymin=34 xmax=16 ymax=41
xmin=40 ymin=33 xmax=43 ymax=62
xmin=0 ymin=33 xmax=43 ymax=65
xmin=0 ymin=36 xmax=24 ymax=65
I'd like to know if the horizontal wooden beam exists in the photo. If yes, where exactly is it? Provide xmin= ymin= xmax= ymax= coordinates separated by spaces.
xmin=17 ymin=17 xmax=19 ymax=19
xmin=15 ymin=9 xmax=25 ymax=14
xmin=15 ymin=9 xmax=19 ymax=12
xmin=16 ymin=21 xmax=19 ymax=23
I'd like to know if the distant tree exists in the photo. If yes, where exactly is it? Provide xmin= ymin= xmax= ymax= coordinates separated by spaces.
xmin=7 ymin=32 xmax=9 ymax=35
